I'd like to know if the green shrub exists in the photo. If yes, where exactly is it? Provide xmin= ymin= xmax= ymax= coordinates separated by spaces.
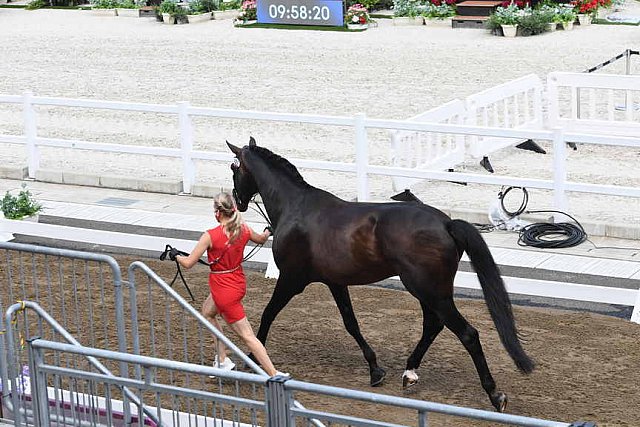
xmin=158 ymin=0 xmax=179 ymax=13
xmin=484 ymin=12 xmax=502 ymax=33
xmin=92 ymin=0 xmax=118 ymax=8
xmin=218 ymin=0 xmax=239 ymax=10
xmin=518 ymin=9 xmax=551 ymax=35
xmin=25 ymin=0 xmax=47 ymax=9
xmin=393 ymin=0 xmax=423 ymax=16
xmin=117 ymin=0 xmax=137 ymax=7
xmin=1 ymin=184 xmax=42 ymax=220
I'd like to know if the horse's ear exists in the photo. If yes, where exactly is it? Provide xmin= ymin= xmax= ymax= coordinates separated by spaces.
xmin=249 ymin=136 xmax=256 ymax=148
xmin=226 ymin=141 xmax=242 ymax=156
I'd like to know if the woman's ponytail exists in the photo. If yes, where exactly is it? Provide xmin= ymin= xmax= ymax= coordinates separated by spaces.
xmin=213 ymin=192 xmax=244 ymax=242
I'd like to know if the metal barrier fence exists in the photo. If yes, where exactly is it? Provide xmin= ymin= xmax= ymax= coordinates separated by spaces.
xmin=5 ymin=302 xmax=590 ymax=427
xmin=0 ymin=241 xmax=129 ymax=393
xmin=0 ymin=241 xmax=318 ymax=426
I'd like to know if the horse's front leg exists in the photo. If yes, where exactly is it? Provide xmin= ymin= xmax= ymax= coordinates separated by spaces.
xmin=328 ymin=284 xmax=386 ymax=387
xmin=256 ymin=274 xmax=308 ymax=345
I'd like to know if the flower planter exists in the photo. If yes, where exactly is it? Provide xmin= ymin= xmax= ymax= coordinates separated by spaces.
xmin=547 ymin=22 xmax=558 ymax=31
xmin=392 ymin=16 xmax=418 ymax=25
xmin=414 ymin=16 xmax=424 ymax=25
xmin=116 ymin=8 xmax=140 ymax=17
xmin=187 ymin=12 xmax=212 ymax=23
xmin=90 ymin=8 xmax=117 ymax=16
xmin=347 ymin=23 xmax=368 ymax=30
xmin=577 ymin=13 xmax=592 ymax=25
xmin=425 ymin=17 xmax=452 ymax=27
xmin=212 ymin=9 xmax=240 ymax=20
xmin=501 ymin=24 xmax=517 ymax=37
xmin=234 ymin=19 xmax=256 ymax=26
xmin=562 ymin=20 xmax=574 ymax=30
xmin=162 ymin=12 xmax=174 ymax=24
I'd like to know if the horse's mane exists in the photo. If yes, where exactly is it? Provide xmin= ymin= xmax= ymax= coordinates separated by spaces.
xmin=248 ymin=145 xmax=311 ymax=188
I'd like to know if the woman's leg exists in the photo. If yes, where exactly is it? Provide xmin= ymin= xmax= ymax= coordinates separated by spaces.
xmin=229 ymin=317 xmax=278 ymax=376
xmin=201 ymin=294 xmax=229 ymax=363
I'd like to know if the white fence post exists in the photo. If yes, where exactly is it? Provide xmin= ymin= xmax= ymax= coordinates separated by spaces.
xmin=355 ymin=112 xmax=369 ymax=202
xmin=178 ymin=101 xmax=195 ymax=194
xmin=552 ymin=127 xmax=568 ymax=221
xmin=23 ymin=91 xmax=39 ymax=179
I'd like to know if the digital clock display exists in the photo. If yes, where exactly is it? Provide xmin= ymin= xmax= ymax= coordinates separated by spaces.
xmin=257 ymin=0 xmax=344 ymax=26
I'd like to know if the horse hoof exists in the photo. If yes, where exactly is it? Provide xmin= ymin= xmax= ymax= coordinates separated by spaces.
xmin=402 ymin=376 xmax=419 ymax=389
xmin=370 ymin=368 xmax=386 ymax=387
xmin=491 ymin=392 xmax=508 ymax=413
xmin=402 ymin=370 xmax=419 ymax=389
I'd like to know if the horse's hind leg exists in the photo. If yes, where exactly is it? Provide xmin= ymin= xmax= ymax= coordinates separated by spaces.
xmin=403 ymin=301 xmax=444 ymax=388
xmin=431 ymin=297 xmax=507 ymax=412
xmin=328 ymin=284 xmax=386 ymax=387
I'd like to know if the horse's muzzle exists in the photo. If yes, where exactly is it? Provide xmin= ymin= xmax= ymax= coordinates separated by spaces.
xmin=232 ymin=189 xmax=249 ymax=212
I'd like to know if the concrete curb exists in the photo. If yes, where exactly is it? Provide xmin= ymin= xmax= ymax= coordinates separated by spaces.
xmin=1 ymin=170 xmax=638 ymax=240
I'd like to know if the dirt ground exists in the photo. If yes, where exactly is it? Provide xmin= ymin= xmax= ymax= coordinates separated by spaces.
xmin=5 ymin=252 xmax=640 ymax=426
xmin=138 ymin=255 xmax=640 ymax=426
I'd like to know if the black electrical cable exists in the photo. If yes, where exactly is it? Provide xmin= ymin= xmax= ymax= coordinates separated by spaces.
xmin=518 ymin=210 xmax=588 ymax=249
xmin=499 ymin=186 xmax=528 ymax=218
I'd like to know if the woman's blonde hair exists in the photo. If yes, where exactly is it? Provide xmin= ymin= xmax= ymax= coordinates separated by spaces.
xmin=213 ymin=192 xmax=243 ymax=242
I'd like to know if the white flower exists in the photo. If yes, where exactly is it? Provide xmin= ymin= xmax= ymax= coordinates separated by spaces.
xmin=351 ymin=15 xmax=359 ymax=22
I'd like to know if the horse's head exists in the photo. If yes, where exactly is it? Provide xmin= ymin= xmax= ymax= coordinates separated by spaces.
xmin=226 ymin=137 xmax=259 ymax=212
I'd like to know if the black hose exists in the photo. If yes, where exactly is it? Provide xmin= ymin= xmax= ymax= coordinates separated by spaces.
xmin=518 ymin=210 xmax=588 ymax=249
xmin=499 ymin=186 xmax=528 ymax=218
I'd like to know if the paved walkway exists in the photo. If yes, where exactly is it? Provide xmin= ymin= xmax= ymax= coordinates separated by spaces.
xmin=1 ymin=177 xmax=639 ymax=318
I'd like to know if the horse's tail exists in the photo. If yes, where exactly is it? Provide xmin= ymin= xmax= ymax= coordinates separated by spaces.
xmin=447 ymin=219 xmax=535 ymax=374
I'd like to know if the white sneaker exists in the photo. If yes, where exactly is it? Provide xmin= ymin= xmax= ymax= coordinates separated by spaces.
xmin=209 ymin=356 xmax=236 ymax=378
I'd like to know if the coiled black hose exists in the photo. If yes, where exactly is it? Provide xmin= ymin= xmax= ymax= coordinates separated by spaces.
xmin=518 ymin=210 xmax=588 ymax=249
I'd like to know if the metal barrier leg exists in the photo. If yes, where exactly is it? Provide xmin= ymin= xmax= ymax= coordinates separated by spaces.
xmin=266 ymin=375 xmax=293 ymax=427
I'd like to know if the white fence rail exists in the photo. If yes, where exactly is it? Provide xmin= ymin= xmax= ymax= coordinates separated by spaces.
xmin=389 ymin=99 xmax=466 ymax=191
xmin=1 ymin=84 xmax=639 ymax=214
xmin=547 ymin=72 xmax=640 ymax=136
xmin=466 ymin=73 xmax=543 ymax=159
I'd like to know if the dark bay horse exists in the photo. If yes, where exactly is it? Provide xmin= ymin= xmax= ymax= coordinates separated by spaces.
xmin=227 ymin=137 xmax=534 ymax=412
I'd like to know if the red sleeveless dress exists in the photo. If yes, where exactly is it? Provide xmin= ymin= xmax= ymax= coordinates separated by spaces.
xmin=207 ymin=224 xmax=251 ymax=323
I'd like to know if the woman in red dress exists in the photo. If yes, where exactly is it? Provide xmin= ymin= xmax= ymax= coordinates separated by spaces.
xmin=175 ymin=192 xmax=284 ymax=377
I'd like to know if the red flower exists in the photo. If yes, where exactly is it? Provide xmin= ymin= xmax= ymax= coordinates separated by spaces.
xmin=359 ymin=15 xmax=366 ymax=23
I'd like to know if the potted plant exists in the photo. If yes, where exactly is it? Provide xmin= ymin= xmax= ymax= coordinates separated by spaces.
xmin=213 ymin=0 xmax=240 ymax=20
xmin=159 ymin=0 xmax=178 ymax=23
xmin=90 ymin=0 xmax=118 ymax=16
xmin=423 ymin=0 xmax=456 ymax=26
xmin=392 ymin=0 xmax=421 ymax=25
xmin=517 ymin=8 xmax=551 ymax=35
xmin=492 ymin=3 xmax=520 ymax=37
xmin=187 ymin=0 xmax=213 ymax=22
xmin=538 ymin=4 xmax=559 ymax=31
xmin=572 ymin=0 xmax=597 ymax=24
xmin=116 ymin=0 xmax=140 ymax=17
xmin=233 ymin=0 xmax=256 ymax=25
xmin=345 ymin=3 xmax=371 ymax=30
xmin=1 ymin=184 xmax=43 ymax=221
xmin=556 ymin=4 xmax=576 ymax=29
xmin=172 ymin=4 xmax=189 ymax=23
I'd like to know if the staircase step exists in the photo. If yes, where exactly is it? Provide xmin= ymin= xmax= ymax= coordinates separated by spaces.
xmin=452 ymin=15 xmax=489 ymax=28
xmin=455 ymin=1 xmax=502 ymax=16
